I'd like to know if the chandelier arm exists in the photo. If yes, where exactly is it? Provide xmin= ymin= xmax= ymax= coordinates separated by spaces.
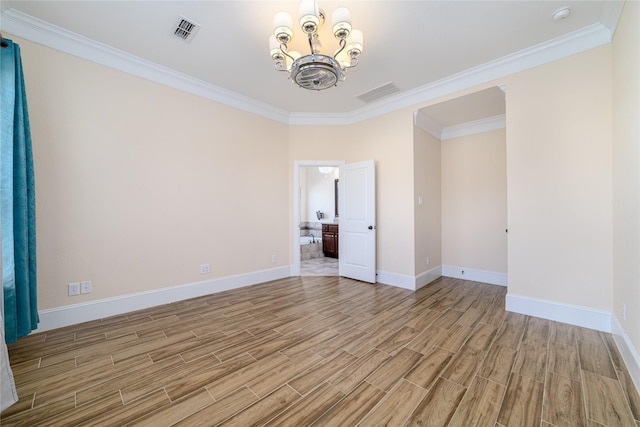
xmin=279 ymin=43 xmax=296 ymax=62
xmin=333 ymin=38 xmax=346 ymax=61
xmin=307 ymin=32 xmax=316 ymax=55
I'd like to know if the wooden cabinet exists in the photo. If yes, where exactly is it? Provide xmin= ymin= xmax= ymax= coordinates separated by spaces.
xmin=322 ymin=224 xmax=339 ymax=258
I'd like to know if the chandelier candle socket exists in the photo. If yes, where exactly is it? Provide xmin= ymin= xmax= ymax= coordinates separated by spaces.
xmin=274 ymin=11 xmax=294 ymax=43
xmin=299 ymin=0 xmax=320 ymax=33
xmin=269 ymin=0 xmax=364 ymax=90
xmin=331 ymin=7 xmax=352 ymax=38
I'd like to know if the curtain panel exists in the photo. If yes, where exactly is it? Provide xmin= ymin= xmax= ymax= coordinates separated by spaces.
xmin=1 ymin=37 xmax=38 ymax=344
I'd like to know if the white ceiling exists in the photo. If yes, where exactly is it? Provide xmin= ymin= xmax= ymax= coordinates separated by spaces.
xmin=1 ymin=1 xmax=623 ymax=123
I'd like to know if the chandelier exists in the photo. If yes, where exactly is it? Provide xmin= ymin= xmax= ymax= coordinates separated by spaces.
xmin=269 ymin=0 xmax=364 ymax=91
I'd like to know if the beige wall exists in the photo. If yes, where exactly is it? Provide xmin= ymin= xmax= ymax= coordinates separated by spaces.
xmin=413 ymin=126 xmax=441 ymax=275
xmin=441 ymin=129 xmax=507 ymax=273
xmin=505 ymin=45 xmax=613 ymax=311
xmin=612 ymin=1 xmax=640 ymax=352
xmin=289 ymin=109 xmax=416 ymax=276
xmin=15 ymin=36 xmax=290 ymax=310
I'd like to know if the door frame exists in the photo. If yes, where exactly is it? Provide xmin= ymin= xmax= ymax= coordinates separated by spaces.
xmin=292 ymin=160 xmax=345 ymax=276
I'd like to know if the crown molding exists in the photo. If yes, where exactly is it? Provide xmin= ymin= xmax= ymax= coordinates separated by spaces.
xmin=413 ymin=112 xmax=506 ymax=140
xmin=441 ymin=114 xmax=506 ymax=140
xmin=599 ymin=0 xmax=625 ymax=34
xmin=413 ymin=110 xmax=442 ymax=139
xmin=3 ymin=7 xmax=615 ymax=126
xmin=1 ymin=8 xmax=291 ymax=124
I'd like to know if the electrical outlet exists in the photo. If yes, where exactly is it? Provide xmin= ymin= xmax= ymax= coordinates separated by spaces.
xmin=622 ymin=303 xmax=627 ymax=321
xmin=200 ymin=263 xmax=210 ymax=274
xmin=271 ymin=255 xmax=277 ymax=263
xmin=81 ymin=281 xmax=92 ymax=294
xmin=68 ymin=282 xmax=80 ymax=296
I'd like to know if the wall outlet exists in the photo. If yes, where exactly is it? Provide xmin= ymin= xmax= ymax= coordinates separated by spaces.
xmin=80 ymin=280 xmax=92 ymax=294
xmin=271 ymin=255 xmax=277 ymax=263
xmin=200 ymin=263 xmax=210 ymax=274
xmin=622 ymin=303 xmax=627 ymax=321
xmin=68 ymin=282 xmax=80 ymax=296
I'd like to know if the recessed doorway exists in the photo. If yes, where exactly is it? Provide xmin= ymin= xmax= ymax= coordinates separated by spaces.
xmin=414 ymin=86 xmax=507 ymax=286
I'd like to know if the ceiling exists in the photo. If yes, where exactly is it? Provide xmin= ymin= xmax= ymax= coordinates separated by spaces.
xmin=1 ymin=1 xmax=622 ymax=123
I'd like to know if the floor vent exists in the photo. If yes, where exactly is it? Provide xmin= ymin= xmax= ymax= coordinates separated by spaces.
xmin=356 ymin=82 xmax=401 ymax=103
xmin=173 ymin=17 xmax=200 ymax=42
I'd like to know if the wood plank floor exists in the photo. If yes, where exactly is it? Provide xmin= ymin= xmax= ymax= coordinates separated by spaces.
xmin=2 ymin=276 xmax=639 ymax=426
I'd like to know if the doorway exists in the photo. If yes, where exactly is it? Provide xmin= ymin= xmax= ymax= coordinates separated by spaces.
xmin=292 ymin=160 xmax=344 ymax=276
xmin=293 ymin=160 xmax=378 ymax=283
xmin=414 ymin=86 xmax=507 ymax=286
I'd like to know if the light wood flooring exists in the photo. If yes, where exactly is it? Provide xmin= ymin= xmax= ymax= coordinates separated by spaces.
xmin=2 ymin=276 xmax=639 ymax=426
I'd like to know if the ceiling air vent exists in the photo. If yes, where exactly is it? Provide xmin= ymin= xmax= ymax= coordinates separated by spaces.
xmin=173 ymin=16 xmax=200 ymax=42
xmin=356 ymin=82 xmax=401 ymax=103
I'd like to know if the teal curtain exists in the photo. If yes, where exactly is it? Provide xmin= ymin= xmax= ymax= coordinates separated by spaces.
xmin=1 ymin=38 xmax=38 ymax=343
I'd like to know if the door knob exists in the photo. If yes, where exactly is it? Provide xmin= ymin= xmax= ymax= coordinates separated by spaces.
xmin=368 ymin=226 xmax=373 ymax=230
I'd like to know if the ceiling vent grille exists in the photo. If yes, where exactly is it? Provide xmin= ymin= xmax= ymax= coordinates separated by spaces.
xmin=356 ymin=82 xmax=401 ymax=103
xmin=173 ymin=17 xmax=200 ymax=42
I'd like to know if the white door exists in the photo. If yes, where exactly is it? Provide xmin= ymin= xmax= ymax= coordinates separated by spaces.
xmin=339 ymin=160 xmax=376 ymax=283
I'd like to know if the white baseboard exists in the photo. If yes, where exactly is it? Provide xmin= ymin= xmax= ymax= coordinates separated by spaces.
xmin=442 ymin=265 xmax=507 ymax=286
xmin=37 ymin=266 xmax=291 ymax=332
xmin=611 ymin=315 xmax=640 ymax=393
xmin=376 ymin=270 xmax=416 ymax=290
xmin=416 ymin=266 xmax=443 ymax=290
xmin=376 ymin=266 xmax=443 ymax=291
xmin=505 ymin=293 xmax=612 ymax=332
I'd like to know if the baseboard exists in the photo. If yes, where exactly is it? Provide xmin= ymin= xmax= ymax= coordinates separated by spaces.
xmin=376 ymin=266 xmax=442 ymax=291
xmin=376 ymin=270 xmax=416 ymax=290
xmin=611 ymin=316 xmax=640 ymax=393
xmin=416 ymin=266 xmax=443 ymax=290
xmin=505 ymin=293 xmax=612 ymax=332
xmin=442 ymin=265 xmax=507 ymax=286
xmin=37 ymin=266 xmax=291 ymax=332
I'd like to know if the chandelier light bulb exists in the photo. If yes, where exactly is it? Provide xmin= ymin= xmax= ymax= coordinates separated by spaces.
xmin=273 ymin=11 xmax=293 ymax=43
xmin=331 ymin=7 xmax=352 ymax=39
xmin=299 ymin=0 xmax=320 ymax=33
xmin=346 ymin=29 xmax=364 ymax=55
xmin=298 ymin=0 xmax=317 ymax=18
xmin=269 ymin=35 xmax=280 ymax=57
